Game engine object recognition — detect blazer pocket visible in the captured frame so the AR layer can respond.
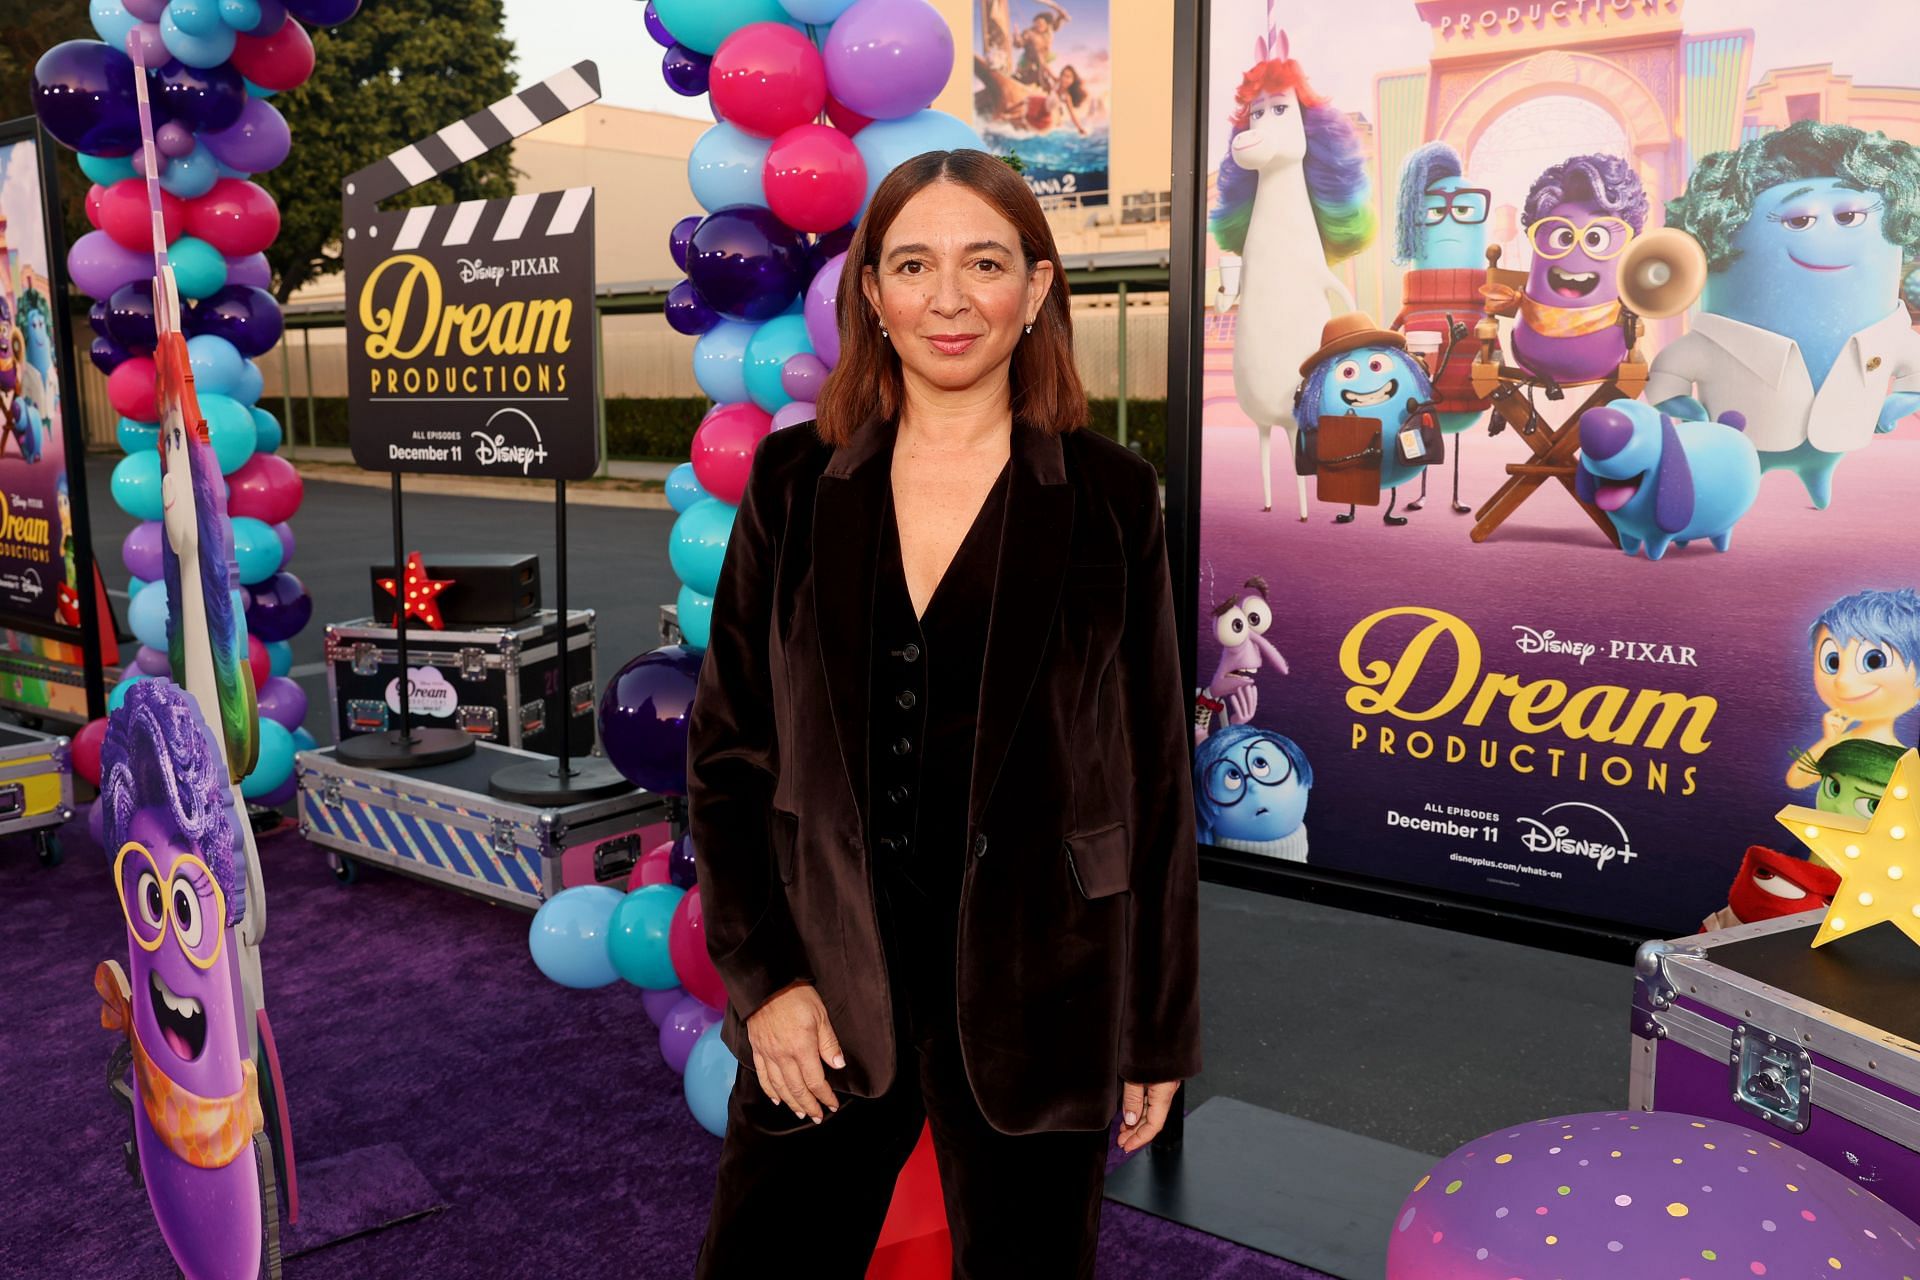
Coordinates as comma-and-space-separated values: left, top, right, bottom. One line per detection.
1063, 820, 1131, 899
770, 806, 800, 885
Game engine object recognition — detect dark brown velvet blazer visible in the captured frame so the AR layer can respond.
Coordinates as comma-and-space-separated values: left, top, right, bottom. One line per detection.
684, 413, 1202, 1136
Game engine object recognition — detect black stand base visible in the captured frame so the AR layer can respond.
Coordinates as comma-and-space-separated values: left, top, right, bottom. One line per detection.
334, 727, 477, 771
488, 755, 631, 805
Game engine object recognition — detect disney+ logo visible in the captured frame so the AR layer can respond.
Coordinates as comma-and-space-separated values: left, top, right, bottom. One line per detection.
471, 407, 550, 476
1516, 802, 1638, 871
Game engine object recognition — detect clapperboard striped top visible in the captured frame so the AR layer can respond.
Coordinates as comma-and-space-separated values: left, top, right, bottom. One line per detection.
356, 187, 598, 253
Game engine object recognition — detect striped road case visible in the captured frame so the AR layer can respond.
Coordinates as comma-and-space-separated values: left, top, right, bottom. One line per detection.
295, 740, 672, 910
1631, 914, 1920, 1222
0, 721, 76, 866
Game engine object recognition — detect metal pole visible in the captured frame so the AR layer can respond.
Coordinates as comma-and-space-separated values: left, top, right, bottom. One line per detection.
1115, 282, 1130, 449
279, 336, 294, 458
555, 477, 572, 778
303, 328, 318, 452
391, 471, 412, 741
593, 302, 608, 480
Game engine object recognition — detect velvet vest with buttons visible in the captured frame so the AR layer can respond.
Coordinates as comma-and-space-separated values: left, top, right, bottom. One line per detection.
868, 453, 1011, 1016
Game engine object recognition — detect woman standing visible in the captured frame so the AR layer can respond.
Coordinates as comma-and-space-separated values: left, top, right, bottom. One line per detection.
688, 149, 1201, 1277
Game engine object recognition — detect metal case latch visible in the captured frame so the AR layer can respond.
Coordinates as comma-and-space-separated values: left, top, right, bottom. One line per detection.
320, 779, 343, 810
1730, 1023, 1813, 1133
490, 818, 519, 860
458, 647, 488, 680
350, 643, 381, 676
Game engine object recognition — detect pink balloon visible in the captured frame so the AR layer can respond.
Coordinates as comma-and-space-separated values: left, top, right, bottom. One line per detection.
99, 179, 185, 251
247, 634, 270, 688
690, 402, 772, 506
764, 124, 866, 234
804, 251, 846, 369
669, 887, 726, 1011
85, 183, 104, 230
627, 839, 674, 889
772, 401, 816, 432
231, 18, 314, 92
825, 95, 872, 137
185, 179, 281, 258
107, 356, 159, 421
226, 452, 304, 524
709, 23, 827, 140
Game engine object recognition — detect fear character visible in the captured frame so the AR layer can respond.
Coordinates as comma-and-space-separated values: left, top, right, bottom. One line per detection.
1803, 736, 1906, 820
1700, 845, 1840, 933
1786, 587, 1920, 790
1295, 313, 1439, 526
1193, 725, 1312, 863
95, 678, 262, 1280
1195, 573, 1287, 744
1653, 122, 1920, 509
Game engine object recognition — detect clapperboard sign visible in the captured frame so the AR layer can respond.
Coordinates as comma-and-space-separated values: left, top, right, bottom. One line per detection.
343, 63, 601, 481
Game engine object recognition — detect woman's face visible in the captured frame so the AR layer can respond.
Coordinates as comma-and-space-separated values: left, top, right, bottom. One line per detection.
862, 181, 1053, 403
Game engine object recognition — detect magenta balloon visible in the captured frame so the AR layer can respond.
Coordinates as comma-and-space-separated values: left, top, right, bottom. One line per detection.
771, 400, 815, 432
201, 97, 291, 174
803, 251, 845, 368
780, 352, 828, 401
226, 252, 273, 289
669, 889, 726, 1010
821, 0, 954, 121
690, 402, 771, 506
256, 675, 308, 731
121, 520, 165, 581
68, 229, 153, 299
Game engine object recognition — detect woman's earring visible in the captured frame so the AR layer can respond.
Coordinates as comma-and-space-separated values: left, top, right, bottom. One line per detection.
880, 325, 889, 338
1024, 322, 1034, 335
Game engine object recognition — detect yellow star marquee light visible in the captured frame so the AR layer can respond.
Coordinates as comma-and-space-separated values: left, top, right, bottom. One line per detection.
1777, 747, 1920, 950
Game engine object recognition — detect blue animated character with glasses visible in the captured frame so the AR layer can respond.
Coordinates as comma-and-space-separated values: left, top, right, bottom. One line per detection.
1651, 121, 1920, 509
1192, 725, 1313, 863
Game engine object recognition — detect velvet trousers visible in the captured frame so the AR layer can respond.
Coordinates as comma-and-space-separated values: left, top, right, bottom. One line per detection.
693, 868, 1112, 1279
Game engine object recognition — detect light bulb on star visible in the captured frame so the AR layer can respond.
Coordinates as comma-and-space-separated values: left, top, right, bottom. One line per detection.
377, 551, 454, 630
1777, 747, 1920, 950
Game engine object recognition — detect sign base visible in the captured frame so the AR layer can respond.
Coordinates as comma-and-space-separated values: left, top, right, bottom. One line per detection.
334, 726, 476, 771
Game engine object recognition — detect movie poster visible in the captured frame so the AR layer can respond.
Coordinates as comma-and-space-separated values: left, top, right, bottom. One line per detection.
1190, 0, 1920, 936
0, 136, 78, 636
974, 0, 1111, 204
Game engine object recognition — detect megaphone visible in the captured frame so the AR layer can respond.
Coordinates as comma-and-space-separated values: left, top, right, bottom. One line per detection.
1618, 226, 1708, 319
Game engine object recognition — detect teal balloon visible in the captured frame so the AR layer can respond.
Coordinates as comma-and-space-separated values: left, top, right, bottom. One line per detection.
853, 111, 986, 215
169, 0, 224, 35
78, 152, 137, 185
676, 583, 714, 651
231, 358, 264, 407
653, 0, 787, 54
744, 314, 813, 414
111, 451, 164, 521
188, 334, 245, 396
128, 580, 170, 652
241, 719, 294, 799
607, 884, 686, 988
244, 79, 276, 99
127, 576, 151, 597
688, 123, 771, 212
220, 0, 263, 29
251, 405, 282, 453
693, 320, 755, 404
170, 236, 228, 300
230, 516, 284, 585
683, 1022, 738, 1137
267, 639, 292, 677
161, 5, 237, 66
291, 725, 317, 752
200, 392, 257, 474
90, 0, 139, 49
117, 418, 159, 453
665, 461, 707, 513
669, 497, 736, 598
529, 886, 624, 988
108, 672, 153, 713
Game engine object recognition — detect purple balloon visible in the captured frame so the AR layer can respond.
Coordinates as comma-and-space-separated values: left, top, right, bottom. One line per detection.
256, 675, 308, 731
822, 0, 955, 121
90, 335, 133, 374
124, 0, 167, 18
88, 795, 106, 848
245, 0, 289, 33
643, 0, 675, 47
104, 280, 158, 354
771, 400, 816, 432
152, 58, 246, 134
69, 230, 153, 300
225, 252, 273, 290
122, 521, 165, 582
781, 353, 828, 402
134, 644, 172, 676
640, 984, 684, 1028
660, 994, 722, 1074
187, 285, 283, 357
662, 44, 711, 98
201, 97, 290, 173
272, 520, 296, 567
32, 41, 143, 156
284, 0, 362, 23
669, 214, 701, 272
125, 22, 170, 71
804, 251, 846, 369
810, 224, 856, 273
669, 832, 698, 889
245, 571, 312, 643
254, 775, 298, 809
665, 280, 719, 337
687, 206, 811, 324
597, 645, 702, 795
155, 119, 196, 158
88, 299, 111, 338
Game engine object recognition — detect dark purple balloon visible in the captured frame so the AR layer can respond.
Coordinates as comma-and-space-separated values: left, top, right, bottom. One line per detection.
104, 280, 158, 354
597, 645, 702, 795
662, 44, 711, 98
134, 645, 172, 676
225, 253, 274, 290
665, 280, 719, 336
187, 285, 283, 358
253, 775, 298, 809
669, 832, 698, 889
272, 520, 295, 567
669, 214, 701, 272
256, 675, 308, 731
284, 0, 362, 24
687, 206, 811, 323
122, 521, 165, 581
245, 571, 312, 643
152, 58, 246, 134
643, 0, 675, 47
810, 224, 856, 273
90, 335, 132, 374
88, 300, 110, 339
32, 41, 143, 157
248, 0, 289, 34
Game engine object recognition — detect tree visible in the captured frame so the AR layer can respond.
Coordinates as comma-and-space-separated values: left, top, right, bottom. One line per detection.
267, 0, 518, 302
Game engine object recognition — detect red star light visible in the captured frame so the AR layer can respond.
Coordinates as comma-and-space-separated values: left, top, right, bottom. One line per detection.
378, 551, 454, 630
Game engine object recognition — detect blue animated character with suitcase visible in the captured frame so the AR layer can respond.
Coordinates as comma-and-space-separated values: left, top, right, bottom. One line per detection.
1193, 725, 1312, 863
1295, 313, 1440, 527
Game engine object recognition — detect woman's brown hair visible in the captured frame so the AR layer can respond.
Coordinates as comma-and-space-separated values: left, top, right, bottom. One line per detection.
813, 148, 1087, 445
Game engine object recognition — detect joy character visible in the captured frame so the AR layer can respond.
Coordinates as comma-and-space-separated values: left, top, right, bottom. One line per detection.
1652, 121, 1920, 509
1802, 736, 1907, 820
1574, 399, 1760, 560
1209, 23, 1374, 519
94, 678, 262, 1280
1700, 845, 1840, 933
1195, 574, 1287, 744
1193, 725, 1312, 863
1296, 313, 1439, 527
1786, 587, 1920, 790
1390, 141, 1494, 514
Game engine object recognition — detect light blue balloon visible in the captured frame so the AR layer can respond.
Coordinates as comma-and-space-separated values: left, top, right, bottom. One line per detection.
158, 143, 220, 199
251, 405, 282, 453
170, 236, 228, 301
688, 123, 771, 212
230, 516, 284, 585
608, 884, 686, 988
111, 451, 164, 521
683, 1022, 738, 1137
219, 0, 264, 30
669, 497, 737, 598
117, 418, 159, 453
187, 334, 245, 396
529, 886, 625, 988
242, 719, 295, 799
290, 725, 317, 753
854, 111, 986, 215
128, 579, 170, 652
693, 320, 755, 404
161, 4, 237, 65
90, 0, 139, 48
778, 0, 856, 21
665, 461, 708, 513
78, 152, 138, 186
108, 671, 153, 713
200, 392, 257, 474
743, 314, 813, 414
267, 638, 292, 677
231, 359, 264, 407
676, 583, 714, 652
653, 0, 787, 54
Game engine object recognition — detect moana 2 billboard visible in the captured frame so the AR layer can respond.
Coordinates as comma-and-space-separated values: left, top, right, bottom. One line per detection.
1188, 0, 1920, 937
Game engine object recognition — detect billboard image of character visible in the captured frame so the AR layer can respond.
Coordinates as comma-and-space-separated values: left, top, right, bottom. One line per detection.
975, 0, 1110, 203
1502, 154, 1648, 386
1785, 587, 1920, 790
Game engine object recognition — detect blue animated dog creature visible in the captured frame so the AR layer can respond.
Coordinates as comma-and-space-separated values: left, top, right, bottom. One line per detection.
1576, 399, 1761, 560
1193, 725, 1313, 863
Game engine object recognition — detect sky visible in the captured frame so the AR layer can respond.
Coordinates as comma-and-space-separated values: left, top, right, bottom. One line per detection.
504, 0, 713, 120
0, 139, 49, 280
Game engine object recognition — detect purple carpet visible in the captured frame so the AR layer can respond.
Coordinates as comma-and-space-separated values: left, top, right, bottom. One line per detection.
0, 817, 1328, 1279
